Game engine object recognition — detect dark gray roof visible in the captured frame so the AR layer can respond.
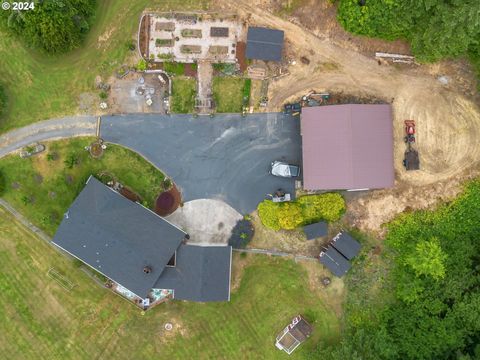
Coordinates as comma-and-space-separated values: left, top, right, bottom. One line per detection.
52, 176, 186, 298
331, 231, 361, 260
303, 222, 328, 240
319, 245, 351, 277
246, 27, 284, 61
290, 317, 313, 342
154, 245, 232, 302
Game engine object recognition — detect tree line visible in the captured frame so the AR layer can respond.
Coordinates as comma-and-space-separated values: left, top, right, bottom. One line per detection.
0, 0, 96, 53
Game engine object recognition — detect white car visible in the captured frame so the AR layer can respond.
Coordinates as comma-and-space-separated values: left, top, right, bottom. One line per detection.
270, 161, 301, 178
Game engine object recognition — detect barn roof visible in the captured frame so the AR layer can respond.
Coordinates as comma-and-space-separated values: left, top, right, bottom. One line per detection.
52, 176, 186, 298
301, 104, 394, 190
246, 26, 284, 61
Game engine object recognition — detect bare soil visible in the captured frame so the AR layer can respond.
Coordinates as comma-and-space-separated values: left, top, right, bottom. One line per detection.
154, 185, 181, 216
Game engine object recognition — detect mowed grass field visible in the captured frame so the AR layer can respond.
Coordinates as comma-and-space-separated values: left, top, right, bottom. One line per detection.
0, 137, 166, 235
0, 0, 210, 132
0, 207, 341, 359
171, 77, 196, 113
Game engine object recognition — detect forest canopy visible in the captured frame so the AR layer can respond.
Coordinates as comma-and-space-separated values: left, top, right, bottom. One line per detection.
337, 0, 480, 64
0, 0, 96, 53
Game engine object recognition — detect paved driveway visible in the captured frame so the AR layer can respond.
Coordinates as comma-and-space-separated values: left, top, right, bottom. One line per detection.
101, 113, 302, 214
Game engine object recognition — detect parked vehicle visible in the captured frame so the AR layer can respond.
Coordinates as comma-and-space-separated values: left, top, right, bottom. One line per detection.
19, 143, 45, 158
267, 189, 291, 202
283, 102, 301, 115
270, 161, 301, 178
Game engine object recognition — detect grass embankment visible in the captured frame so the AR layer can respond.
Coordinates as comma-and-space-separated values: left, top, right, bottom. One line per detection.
0, 0, 210, 132
0, 208, 340, 359
171, 77, 196, 113
213, 77, 247, 113
0, 137, 165, 235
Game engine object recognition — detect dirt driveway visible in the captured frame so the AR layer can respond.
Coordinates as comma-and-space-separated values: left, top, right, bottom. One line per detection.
216, 0, 480, 233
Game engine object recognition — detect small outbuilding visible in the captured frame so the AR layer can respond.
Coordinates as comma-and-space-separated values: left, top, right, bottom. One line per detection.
319, 245, 351, 277
246, 26, 284, 62
275, 315, 313, 355
303, 221, 328, 240
330, 231, 361, 260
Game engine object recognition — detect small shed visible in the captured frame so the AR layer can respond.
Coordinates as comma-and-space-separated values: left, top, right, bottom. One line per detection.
246, 26, 284, 62
275, 315, 313, 355
303, 221, 328, 240
319, 245, 351, 277
330, 231, 361, 260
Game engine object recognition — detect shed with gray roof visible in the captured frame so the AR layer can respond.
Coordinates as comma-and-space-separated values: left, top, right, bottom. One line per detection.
331, 231, 361, 260
319, 245, 351, 277
246, 26, 284, 62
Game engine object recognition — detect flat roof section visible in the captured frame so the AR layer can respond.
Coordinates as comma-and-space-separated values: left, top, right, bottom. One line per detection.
331, 231, 361, 260
301, 104, 394, 190
246, 26, 284, 62
154, 245, 232, 302
319, 245, 351, 277
52, 176, 186, 298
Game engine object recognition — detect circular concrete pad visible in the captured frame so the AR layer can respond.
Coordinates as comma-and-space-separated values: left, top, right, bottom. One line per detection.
166, 199, 242, 246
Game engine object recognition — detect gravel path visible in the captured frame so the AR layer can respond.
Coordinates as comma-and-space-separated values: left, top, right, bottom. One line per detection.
0, 116, 97, 158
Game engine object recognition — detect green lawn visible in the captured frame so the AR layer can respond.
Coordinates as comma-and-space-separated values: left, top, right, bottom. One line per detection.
0, 137, 165, 235
0, 207, 341, 359
0, 0, 210, 132
171, 77, 196, 113
213, 77, 247, 113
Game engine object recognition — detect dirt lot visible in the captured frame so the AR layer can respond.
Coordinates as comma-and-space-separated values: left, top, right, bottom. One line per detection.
109, 72, 167, 113
213, 0, 480, 234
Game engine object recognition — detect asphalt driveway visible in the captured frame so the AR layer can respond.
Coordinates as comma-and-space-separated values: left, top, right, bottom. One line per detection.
101, 113, 302, 214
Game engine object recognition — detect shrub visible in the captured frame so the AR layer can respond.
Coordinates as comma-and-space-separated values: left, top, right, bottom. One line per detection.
136, 59, 147, 72
99, 91, 108, 100
257, 193, 346, 231
297, 193, 346, 222
0, 84, 7, 117
64, 152, 79, 169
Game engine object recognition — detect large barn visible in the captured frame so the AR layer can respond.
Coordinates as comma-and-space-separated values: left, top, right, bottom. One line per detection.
300, 104, 394, 190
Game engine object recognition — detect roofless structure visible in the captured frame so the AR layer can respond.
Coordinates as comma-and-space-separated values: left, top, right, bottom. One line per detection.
52, 176, 232, 307
301, 104, 394, 191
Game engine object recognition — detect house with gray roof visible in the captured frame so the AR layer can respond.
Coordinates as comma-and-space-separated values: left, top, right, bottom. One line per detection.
52, 176, 232, 307
246, 26, 284, 62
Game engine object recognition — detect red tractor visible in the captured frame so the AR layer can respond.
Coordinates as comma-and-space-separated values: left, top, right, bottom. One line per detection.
404, 120, 416, 143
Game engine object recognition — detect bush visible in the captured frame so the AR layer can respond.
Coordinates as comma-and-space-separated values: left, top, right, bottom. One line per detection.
136, 59, 147, 72
257, 193, 346, 231
64, 153, 79, 169
99, 91, 108, 100
297, 193, 346, 222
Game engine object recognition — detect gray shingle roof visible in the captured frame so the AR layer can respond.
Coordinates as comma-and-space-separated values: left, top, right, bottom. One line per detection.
246, 27, 284, 61
52, 176, 186, 298
331, 231, 361, 260
303, 221, 328, 240
319, 245, 351, 277
154, 245, 232, 302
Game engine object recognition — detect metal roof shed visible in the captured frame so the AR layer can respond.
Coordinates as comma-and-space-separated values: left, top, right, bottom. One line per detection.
246, 26, 284, 62
331, 231, 361, 260
319, 245, 351, 277
303, 221, 328, 240
301, 104, 394, 190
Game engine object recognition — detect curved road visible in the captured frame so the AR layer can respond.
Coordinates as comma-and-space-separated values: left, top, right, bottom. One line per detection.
0, 116, 97, 158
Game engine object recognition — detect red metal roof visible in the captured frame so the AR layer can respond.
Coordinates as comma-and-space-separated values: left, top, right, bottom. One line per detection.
301, 104, 394, 190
